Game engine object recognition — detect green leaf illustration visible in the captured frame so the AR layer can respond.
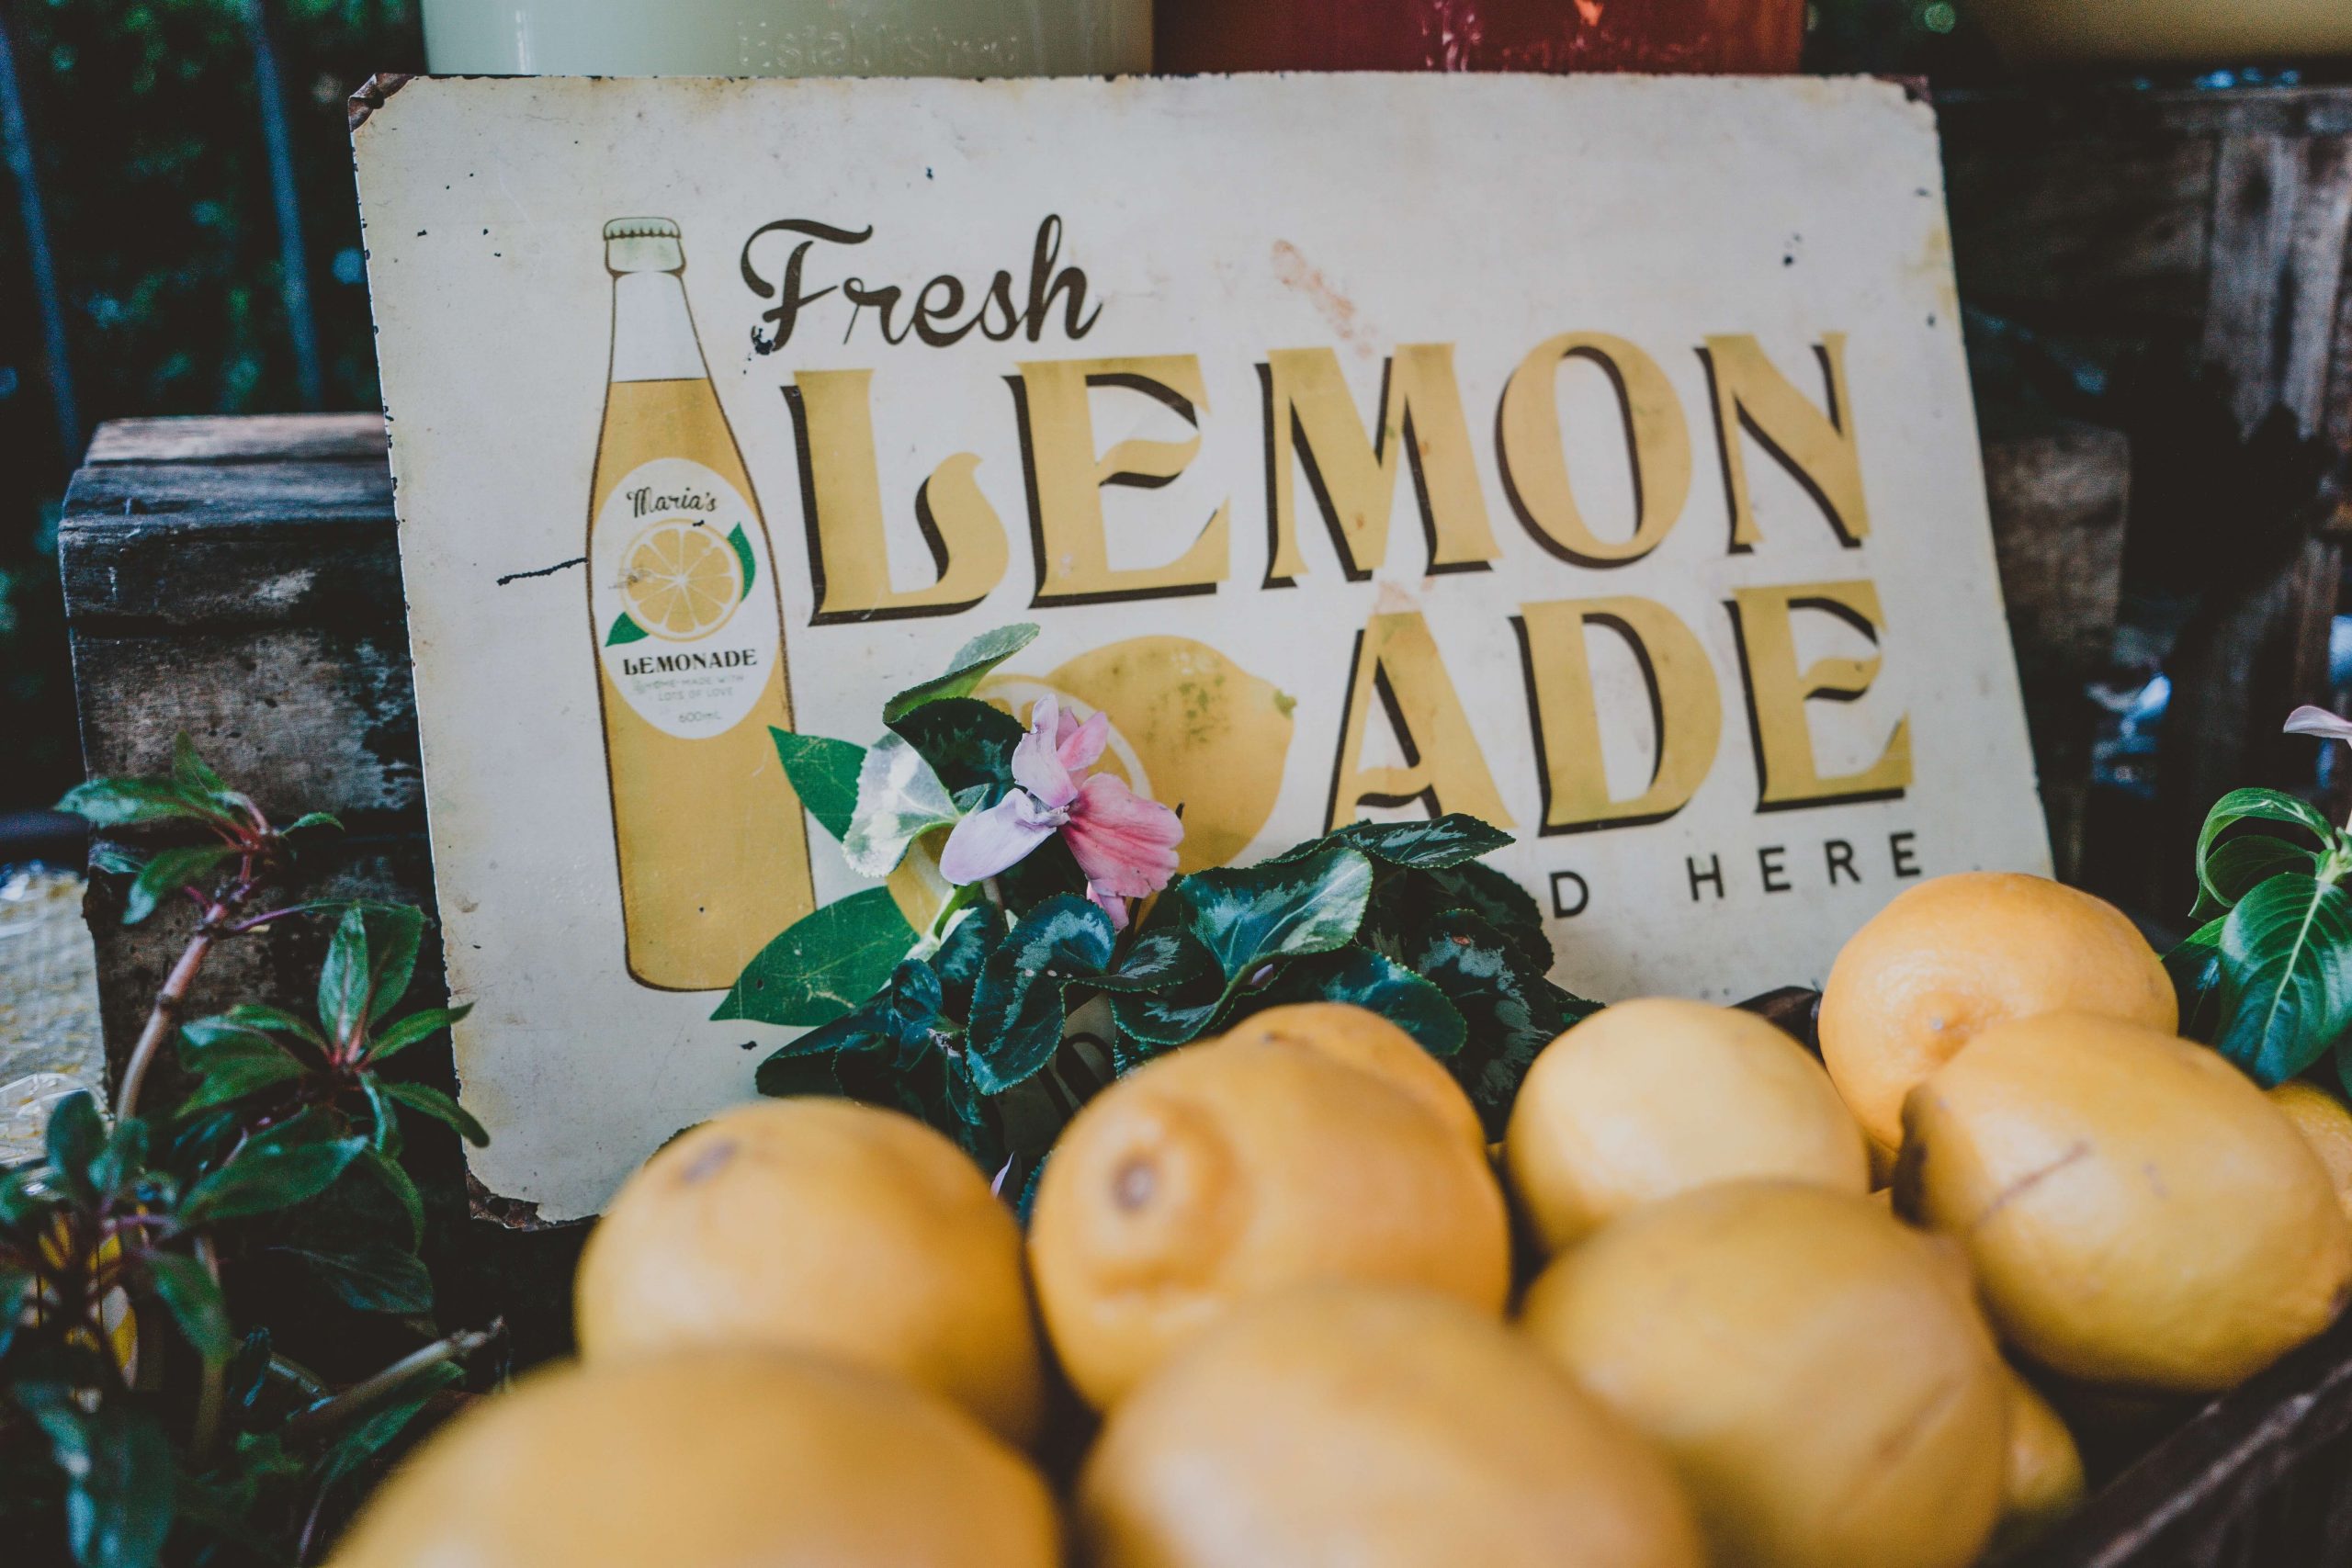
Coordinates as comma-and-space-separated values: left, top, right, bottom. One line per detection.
713, 887, 919, 1028
605, 610, 650, 646
726, 522, 758, 593
883, 623, 1041, 724
2215, 873, 2352, 1087
771, 730, 865, 840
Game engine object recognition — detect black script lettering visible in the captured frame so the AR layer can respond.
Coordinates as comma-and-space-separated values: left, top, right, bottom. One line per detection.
741, 215, 1099, 352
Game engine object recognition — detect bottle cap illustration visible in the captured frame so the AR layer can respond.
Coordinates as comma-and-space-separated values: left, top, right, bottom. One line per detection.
605, 216, 684, 275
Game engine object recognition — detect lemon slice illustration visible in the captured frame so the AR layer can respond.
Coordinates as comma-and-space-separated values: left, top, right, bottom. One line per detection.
621, 520, 743, 641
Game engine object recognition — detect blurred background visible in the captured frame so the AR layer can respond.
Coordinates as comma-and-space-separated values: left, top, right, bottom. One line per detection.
0, 0, 2334, 862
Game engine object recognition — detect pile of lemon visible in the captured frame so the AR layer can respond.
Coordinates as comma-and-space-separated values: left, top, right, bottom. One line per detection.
331, 872, 2352, 1568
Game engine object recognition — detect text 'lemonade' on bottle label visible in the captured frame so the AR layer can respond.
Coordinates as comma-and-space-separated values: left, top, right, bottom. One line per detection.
591, 456, 783, 740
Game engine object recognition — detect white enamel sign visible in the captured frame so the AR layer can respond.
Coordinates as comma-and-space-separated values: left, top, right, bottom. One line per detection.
353, 73, 2048, 1220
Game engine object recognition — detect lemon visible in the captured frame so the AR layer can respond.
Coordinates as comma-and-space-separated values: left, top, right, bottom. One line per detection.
1521, 1180, 2009, 1568
2268, 1080, 2352, 1220
620, 519, 741, 639
1078, 1284, 1704, 1568
1217, 1001, 1485, 1156
1990, 1363, 2085, 1554
1028, 1032, 1510, 1410
1899, 1011, 2352, 1392
573, 1099, 1044, 1445
327, 1350, 1060, 1568
1505, 998, 1869, 1256
1819, 872, 2175, 1148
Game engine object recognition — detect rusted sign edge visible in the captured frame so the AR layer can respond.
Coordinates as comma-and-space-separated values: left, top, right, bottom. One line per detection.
348, 73, 415, 133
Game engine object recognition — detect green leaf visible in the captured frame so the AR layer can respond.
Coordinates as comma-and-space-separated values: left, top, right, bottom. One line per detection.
1328, 815, 1512, 869
19, 1393, 176, 1568
2198, 788, 2338, 907
605, 611, 650, 646
365, 905, 427, 1025
311, 1362, 464, 1495
842, 733, 960, 877
89, 1119, 149, 1201
887, 697, 1025, 796
725, 522, 758, 592
1410, 910, 1594, 1136
317, 905, 372, 1045
366, 1004, 472, 1065
882, 623, 1040, 723
1256, 948, 1469, 1058
180, 1111, 368, 1226
121, 844, 236, 925
1098, 929, 1227, 1052
1183, 845, 1375, 986
381, 1081, 490, 1147
933, 905, 1005, 1017
967, 897, 1116, 1092
56, 775, 216, 829
356, 1146, 425, 1247
141, 1251, 234, 1365
277, 1243, 435, 1314
2214, 873, 2352, 1087
771, 731, 865, 841
213, 1003, 328, 1049
46, 1092, 107, 1205
284, 811, 344, 836
2193, 834, 2323, 920
2165, 915, 2229, 1043
175, 1028, 306, 1113
712, 888, 919, 1028
1418, 862, 1553, 972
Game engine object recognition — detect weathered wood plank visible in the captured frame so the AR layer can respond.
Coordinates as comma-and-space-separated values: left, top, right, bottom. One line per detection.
57, 513, 401, 630
1982, 423, 2132, 883
64, 458, 394, 522
2202, 134, 2352, 440
84, 412, 386, 466
69, 627, 422, 821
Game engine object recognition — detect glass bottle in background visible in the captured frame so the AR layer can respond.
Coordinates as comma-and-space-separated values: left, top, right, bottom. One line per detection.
588, 218, 814, 991
423, 0, 1149, 76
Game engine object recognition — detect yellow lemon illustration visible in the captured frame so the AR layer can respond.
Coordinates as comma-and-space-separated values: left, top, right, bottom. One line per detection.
621, 519, 742, 639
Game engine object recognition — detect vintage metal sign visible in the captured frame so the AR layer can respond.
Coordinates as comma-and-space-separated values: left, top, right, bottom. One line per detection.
353, 73, 2046, 1219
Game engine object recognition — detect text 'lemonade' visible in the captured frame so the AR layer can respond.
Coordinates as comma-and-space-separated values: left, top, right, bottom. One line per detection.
589, 217, 814, 990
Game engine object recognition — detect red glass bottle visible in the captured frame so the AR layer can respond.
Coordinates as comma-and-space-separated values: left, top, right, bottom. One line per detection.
1157, 0, 1805, 76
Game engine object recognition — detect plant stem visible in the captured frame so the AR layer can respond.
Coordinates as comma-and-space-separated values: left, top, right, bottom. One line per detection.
283, 1320, 503, 1449
188, 1235, 225, 1460
115, 927, 217, 1121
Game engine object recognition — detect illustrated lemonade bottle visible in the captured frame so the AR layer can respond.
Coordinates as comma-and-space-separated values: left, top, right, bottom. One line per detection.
589, 217, 814, 989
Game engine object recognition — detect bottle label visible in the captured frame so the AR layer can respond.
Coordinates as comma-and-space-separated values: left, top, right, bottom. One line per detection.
591, 457, 784, 740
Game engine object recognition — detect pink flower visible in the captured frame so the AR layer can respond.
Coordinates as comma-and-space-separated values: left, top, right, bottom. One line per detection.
938, 695, 1182, 928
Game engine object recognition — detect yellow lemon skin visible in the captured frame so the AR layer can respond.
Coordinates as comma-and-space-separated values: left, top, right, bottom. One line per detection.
573, 1100, 1044, 1446
1048, 636, 1294, 873
1029, 1036, 1510, 1411
1217, 1001, 1485, 1156
1900, 1011, 2352, 1393
1521, 1181, 2008, 1568
2269, 1080, 2352, 1220
1077, 1284, 1704, 1568
1989, 1364, 2086, 1555
328, 1350, 1060, 1568
1819, 872, 2175, 1149
1505, 998, 1870, 1257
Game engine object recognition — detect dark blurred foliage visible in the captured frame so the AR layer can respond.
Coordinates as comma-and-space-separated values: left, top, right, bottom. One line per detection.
0, 0, 424, 812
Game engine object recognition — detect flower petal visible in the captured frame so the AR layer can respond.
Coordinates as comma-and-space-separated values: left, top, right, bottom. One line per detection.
1086, 882, 1132, 931
1057, 709, 1110, 773
938, 791, 1060, 885
1063, 773, 1183, 897
1012, 696, 1079, 808
2284, 705, 2352, 744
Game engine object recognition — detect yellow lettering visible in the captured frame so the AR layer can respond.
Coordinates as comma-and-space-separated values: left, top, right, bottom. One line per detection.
1498, 333, 1691, 567
1328, 610, 1512, 828
1727, 579, 1910, 809
1702, 333, 1869, 550
1517, 595, 1720, 831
